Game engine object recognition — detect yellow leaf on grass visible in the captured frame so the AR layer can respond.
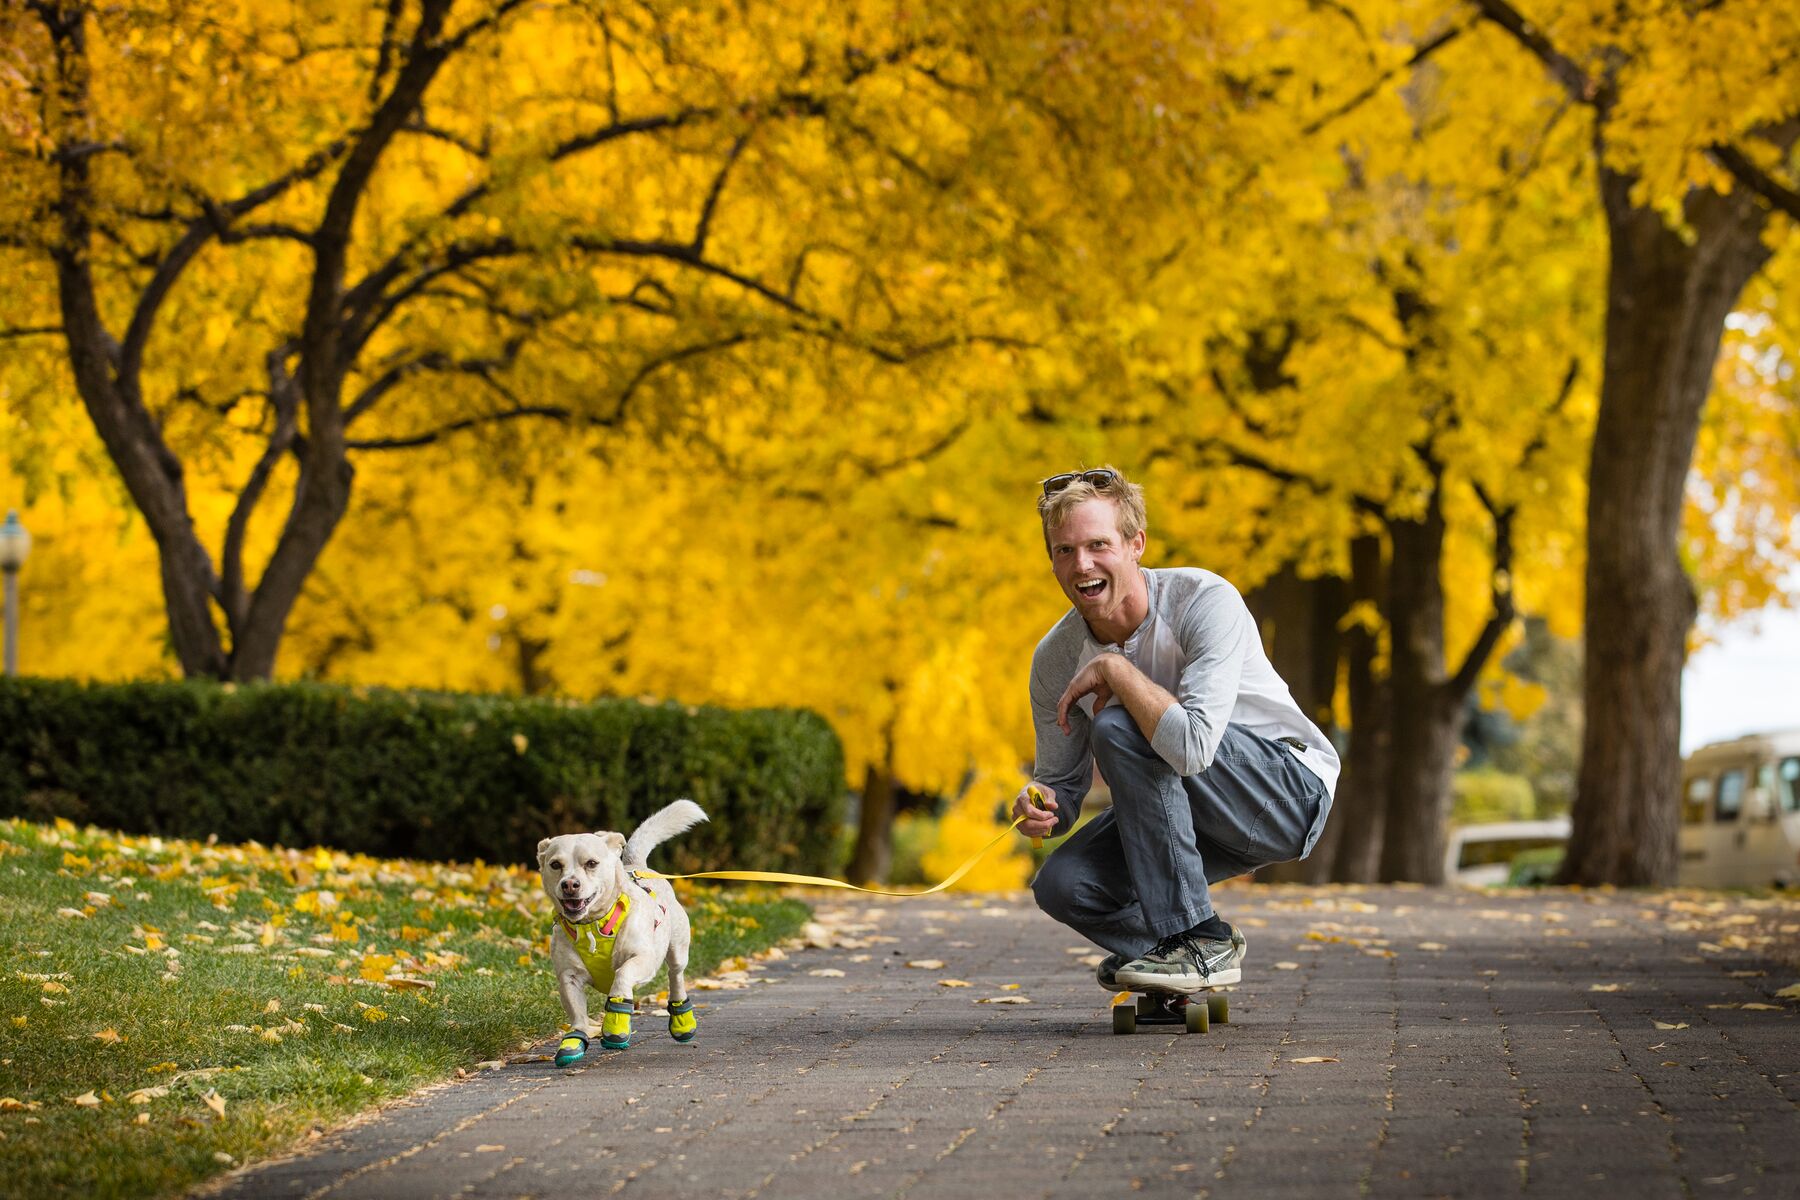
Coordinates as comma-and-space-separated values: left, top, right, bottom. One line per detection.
72, 1091, 101, 1107
40, 982, 67, 995
330, 921, 359, 944
1288, 1057, 1339, 1064
937, 979, 972, 988
11, 1016, 25, 1028
147, 1062, 178, 1074
359, 954, 396, 982
361, 1007, 388, 1022
201, 1090, 226, 1117
0, 1098, 27, 1110
312, 849, 333, 871
92, 1028, 125, 1045
144, 934, 165, 952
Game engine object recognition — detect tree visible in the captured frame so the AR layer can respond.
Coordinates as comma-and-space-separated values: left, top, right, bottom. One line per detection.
1469, 0, 1800, 884
1, 0, 1027, 681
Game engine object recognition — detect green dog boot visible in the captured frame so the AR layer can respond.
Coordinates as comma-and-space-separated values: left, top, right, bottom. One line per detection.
554, 1030, 588, 1067
600, 997, 633, 1050
668, 998, 698, 1043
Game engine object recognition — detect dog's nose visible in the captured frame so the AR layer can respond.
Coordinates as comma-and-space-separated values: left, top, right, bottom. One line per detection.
560, 880, 581, 893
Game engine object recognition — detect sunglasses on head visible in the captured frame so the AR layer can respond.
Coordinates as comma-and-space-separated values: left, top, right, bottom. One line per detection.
1041, 469, 1120, 497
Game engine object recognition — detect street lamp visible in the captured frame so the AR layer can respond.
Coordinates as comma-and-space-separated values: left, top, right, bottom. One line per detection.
0, 510, 30, 677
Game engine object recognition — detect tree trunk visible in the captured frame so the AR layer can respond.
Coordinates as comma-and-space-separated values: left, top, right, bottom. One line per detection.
1378, 502, 1457, 883
847, 761, 897, 886
1561, 170, 1775, 886
1332, 533, 1390, 882
1246, 565, 1347, 883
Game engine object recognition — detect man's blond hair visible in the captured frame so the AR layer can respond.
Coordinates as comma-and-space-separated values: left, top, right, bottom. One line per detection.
1037, 466, 1147, 553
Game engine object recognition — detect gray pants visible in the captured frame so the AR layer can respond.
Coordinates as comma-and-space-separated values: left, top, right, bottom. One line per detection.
1031, 706, 1329, 959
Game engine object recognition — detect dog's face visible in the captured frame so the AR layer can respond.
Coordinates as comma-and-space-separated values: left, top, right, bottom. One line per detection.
537, 831, 626, 921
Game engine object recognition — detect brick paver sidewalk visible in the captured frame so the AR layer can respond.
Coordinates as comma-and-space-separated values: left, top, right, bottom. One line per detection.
204, 885, 1800, 1199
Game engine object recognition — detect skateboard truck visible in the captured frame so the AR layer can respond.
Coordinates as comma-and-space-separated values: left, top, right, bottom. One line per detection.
1111, 988, 1231, 1034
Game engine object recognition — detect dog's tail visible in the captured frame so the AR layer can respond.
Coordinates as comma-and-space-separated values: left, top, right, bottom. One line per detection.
624, 799, 708, 867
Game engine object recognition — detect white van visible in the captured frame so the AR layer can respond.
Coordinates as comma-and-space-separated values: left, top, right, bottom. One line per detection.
1679, 729, 1800, 888
1443, 818, 1571, 887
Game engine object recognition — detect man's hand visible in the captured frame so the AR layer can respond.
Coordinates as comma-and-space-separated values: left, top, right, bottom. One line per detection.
1012, 782, 1059, 840
1055, 655, 1116, 734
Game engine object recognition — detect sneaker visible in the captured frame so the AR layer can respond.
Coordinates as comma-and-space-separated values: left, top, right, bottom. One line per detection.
1114, 929, 1243, 991
1095, 951, 1129, 990
1231, 924, 1248, 967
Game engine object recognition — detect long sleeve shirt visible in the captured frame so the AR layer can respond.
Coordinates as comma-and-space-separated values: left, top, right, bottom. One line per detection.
1030, 566, 1340, 834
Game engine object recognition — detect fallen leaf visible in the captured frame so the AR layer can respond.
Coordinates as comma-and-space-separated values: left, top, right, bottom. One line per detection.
1273, 961, 1300, 970
1001, 983, 1021, 990
905, 960, 945, 970
39, 982, 67, 995
1589, 984, 1624, 993
1652, 1021, 1689, 1031
807, 969, 845, 978
938, 979, 972, 988
91, 1028, 125, 1045
1288, 1057, 1339, 1064
1741, 1003, 1781, 1011
71, 1091, 101, 1108
134, 1112, 149, 1125
1417, 943, 1446, 952
127, 1087, 169, 1105
1775, 983, 1800, 999
975, 996, 1030, 1004
201, 1090, 226, 1118
476, 1144, 505, 1153
0, 1098, 26, 1111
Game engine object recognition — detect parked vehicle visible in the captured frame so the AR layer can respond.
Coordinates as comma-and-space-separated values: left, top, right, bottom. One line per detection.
1678, 729, 1800, 888
1443, 818, 1571, 887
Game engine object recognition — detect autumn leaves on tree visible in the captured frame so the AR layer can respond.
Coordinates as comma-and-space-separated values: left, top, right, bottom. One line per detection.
3, 1, 1797, 886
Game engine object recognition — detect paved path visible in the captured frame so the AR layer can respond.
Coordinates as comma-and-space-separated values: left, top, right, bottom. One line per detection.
207, 885, 1800, 1200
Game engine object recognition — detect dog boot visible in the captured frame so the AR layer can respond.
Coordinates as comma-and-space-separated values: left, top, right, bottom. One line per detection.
600, 996, 633, 1050
667, 998, 697, 1043
554, 1030, 588, 1067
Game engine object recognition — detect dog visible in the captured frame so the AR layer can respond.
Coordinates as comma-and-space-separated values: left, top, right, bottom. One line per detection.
536, 799, 706, 1064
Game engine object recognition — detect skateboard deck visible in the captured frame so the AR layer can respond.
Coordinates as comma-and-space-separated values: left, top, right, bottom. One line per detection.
1109, 988, 1231, 1034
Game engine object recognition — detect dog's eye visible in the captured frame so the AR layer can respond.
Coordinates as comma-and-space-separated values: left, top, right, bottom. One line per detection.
550, 861, 562, 870
585, 860, 598, 869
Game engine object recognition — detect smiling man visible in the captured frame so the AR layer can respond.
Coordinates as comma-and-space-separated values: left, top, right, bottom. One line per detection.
1013, 466, 1338, 994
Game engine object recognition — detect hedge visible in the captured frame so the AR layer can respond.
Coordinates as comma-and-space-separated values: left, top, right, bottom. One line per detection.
0, 677, 846, 874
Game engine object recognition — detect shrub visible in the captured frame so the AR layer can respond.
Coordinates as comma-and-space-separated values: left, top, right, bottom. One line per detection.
0, 677, 845, 872
1450, 767, 1539, 826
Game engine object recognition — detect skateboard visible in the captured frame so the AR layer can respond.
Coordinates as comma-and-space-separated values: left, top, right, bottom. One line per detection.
1110, 987, 1231, 1034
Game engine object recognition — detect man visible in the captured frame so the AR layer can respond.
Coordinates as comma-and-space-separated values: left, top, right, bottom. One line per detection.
1014, 466, 1337, 993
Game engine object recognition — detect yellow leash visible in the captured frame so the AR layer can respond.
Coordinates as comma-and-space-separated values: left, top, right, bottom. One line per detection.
637, 816, 1032, 897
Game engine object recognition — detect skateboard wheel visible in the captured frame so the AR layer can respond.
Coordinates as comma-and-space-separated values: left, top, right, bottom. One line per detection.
1112, 1004, 1137, 1035
1208, 994, 1229, 1025
1137, 994, 1159, 1017
1185, 998, 1209, 1034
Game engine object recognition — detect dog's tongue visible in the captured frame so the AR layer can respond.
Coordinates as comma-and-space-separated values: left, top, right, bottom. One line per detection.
560, 895, 586, 916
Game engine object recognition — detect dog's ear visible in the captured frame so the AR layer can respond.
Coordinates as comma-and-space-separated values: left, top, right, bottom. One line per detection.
602, 831, 626, 854
536, 838, 552, 862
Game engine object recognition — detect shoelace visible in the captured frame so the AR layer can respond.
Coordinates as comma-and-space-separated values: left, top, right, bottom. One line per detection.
1149, 930, 1223, 977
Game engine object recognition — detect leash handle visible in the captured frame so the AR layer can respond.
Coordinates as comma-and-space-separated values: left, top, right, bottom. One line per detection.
1027, 784, 1046, 849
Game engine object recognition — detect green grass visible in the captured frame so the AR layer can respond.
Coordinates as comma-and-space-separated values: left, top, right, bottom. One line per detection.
0, 817, 809, 1198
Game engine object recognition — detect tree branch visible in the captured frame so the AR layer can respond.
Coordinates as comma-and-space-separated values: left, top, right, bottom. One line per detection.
1301, 19, 1473, 137
346, 404, 576, 450
1470, 0, 1598, 105
1708, 142, 1800, 223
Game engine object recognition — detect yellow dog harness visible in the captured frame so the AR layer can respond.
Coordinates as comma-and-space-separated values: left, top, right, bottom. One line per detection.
556, 891, 631, 993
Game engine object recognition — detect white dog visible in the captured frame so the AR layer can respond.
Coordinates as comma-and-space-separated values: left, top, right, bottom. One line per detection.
536, 799, 706, 1064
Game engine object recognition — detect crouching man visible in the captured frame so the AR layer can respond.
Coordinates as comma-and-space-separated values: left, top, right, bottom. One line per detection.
1013, 466, 1338, 992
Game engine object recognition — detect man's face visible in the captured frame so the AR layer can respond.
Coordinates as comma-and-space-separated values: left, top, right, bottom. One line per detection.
1047, 498, 1145, 624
